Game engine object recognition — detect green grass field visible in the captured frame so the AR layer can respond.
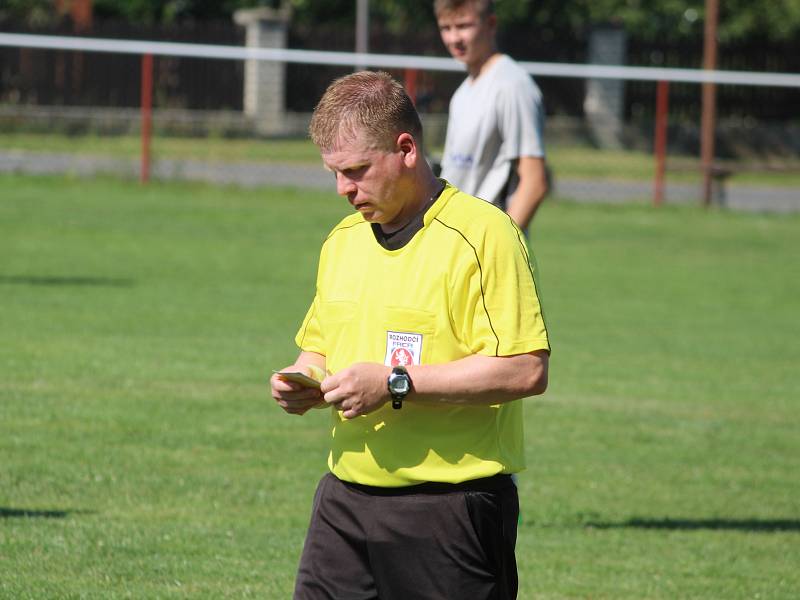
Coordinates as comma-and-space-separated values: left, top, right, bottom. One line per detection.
1, 173, 799, 598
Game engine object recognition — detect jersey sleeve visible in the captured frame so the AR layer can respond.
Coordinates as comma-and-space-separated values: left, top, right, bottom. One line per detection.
497, 77, 545, 160
294, 292, 325, 354
294, 244, 328, 354
450, 217, 550, 357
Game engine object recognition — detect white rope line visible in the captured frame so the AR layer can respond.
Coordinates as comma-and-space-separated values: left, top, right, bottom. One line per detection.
2, 32, 799, 88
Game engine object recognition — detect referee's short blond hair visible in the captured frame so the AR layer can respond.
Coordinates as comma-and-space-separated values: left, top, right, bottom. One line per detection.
309, 71, 423, 153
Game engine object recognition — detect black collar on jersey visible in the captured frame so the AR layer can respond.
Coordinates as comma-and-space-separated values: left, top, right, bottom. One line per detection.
371, 181, 446, 251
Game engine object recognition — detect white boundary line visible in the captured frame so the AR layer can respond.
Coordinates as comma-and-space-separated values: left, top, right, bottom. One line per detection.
2, 32, 800, 88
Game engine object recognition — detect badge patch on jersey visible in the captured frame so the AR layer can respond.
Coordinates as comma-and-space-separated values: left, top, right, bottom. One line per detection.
385, 331, 423, 367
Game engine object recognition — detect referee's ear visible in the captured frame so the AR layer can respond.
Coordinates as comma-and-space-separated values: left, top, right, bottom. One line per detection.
396, 132, 418, 168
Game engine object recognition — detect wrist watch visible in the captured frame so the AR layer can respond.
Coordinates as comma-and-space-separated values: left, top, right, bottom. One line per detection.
387, 366, 412, 409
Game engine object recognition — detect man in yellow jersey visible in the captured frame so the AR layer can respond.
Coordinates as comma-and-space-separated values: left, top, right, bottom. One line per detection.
270, 70, 550, 600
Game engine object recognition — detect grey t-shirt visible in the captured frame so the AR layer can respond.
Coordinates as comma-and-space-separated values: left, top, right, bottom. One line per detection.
440, 55, 545, 209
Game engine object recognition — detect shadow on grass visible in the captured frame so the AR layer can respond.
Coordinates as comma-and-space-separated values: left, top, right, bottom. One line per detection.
0, 275, 134, 287
0, 507, 94, 519
587, 518, 800, 533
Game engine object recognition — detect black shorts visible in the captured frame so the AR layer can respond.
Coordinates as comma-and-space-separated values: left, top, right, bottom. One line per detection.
294, 473, 519, 600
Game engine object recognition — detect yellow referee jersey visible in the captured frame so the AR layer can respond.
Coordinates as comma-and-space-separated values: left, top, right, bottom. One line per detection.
296, 182, 550, 487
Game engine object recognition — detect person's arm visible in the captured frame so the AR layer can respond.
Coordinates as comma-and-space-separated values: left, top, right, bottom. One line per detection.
505, 156, 548, 230
271, 350, 326, 415
320, 350, 548, 420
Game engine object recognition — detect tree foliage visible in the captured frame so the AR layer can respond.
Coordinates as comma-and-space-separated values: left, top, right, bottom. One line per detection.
493, 0, 800, 42
0, 0, 54, 26
4, 0, 800, 41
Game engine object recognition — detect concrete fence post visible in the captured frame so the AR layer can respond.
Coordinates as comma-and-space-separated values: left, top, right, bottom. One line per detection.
234, 6, 291, 135
584, 24, 627, 148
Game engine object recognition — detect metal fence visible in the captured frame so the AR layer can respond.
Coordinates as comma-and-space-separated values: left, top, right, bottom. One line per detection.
1, 25, 799, 212
0, 20, 244, 109
2, 18, 799, 121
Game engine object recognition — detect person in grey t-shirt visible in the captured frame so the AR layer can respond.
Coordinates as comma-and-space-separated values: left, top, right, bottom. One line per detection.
436, 0, 548, 230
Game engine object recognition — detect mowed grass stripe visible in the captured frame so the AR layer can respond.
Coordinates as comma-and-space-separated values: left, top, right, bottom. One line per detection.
1, 174, 798, 598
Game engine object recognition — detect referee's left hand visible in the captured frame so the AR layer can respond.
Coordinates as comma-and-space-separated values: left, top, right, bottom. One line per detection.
321, 363, 392, 419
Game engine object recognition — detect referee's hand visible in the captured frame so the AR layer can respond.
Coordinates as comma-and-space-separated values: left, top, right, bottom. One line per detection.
271, 367, 324, 415
321, 363, 392, 419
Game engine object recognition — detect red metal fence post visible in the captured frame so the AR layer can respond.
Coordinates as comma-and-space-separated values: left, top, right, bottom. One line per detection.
404, 68, 418, 105
701, 0, 720, 206
653, 80, 669, 207
140, 53, 153, 184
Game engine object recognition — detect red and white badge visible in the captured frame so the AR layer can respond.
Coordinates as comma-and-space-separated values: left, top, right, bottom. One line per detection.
384, 331, 423, 367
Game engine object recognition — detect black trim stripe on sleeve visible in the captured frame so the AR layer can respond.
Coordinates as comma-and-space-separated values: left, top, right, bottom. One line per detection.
432, 217, 501, 356
507, 214, 551, 350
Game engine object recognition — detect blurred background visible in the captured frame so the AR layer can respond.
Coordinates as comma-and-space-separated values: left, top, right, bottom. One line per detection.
1, 0, 799, 209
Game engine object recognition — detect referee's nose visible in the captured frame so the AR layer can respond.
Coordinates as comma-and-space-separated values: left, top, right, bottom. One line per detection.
335, 172, 357, 199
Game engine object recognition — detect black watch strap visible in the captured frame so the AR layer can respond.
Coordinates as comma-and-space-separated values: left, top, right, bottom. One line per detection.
388, 366, 411, 409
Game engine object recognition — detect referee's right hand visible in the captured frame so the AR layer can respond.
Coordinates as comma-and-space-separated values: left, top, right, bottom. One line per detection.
271, 367, 325, 415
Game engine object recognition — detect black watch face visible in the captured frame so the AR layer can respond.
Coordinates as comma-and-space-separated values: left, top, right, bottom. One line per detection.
391, 377, 410, 395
